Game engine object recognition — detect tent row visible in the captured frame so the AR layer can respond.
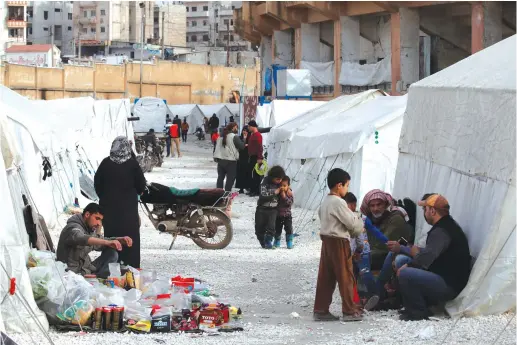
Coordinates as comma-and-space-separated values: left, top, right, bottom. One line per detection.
0, 86, 134, 333
263, 36, 516, 318
132, 97, 240, 134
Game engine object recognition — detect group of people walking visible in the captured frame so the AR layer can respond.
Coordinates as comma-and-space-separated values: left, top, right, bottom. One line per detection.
165, 114, 189, 157
213, 120, 264, 195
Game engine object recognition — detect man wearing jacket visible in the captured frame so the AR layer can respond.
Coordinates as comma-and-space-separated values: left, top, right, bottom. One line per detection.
247, 120, 263, 196
396, 194, 471, 321
56, 203, 133, 278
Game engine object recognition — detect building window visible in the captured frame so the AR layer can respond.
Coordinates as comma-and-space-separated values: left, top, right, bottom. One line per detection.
203, 5, 208, 11
44, 11, 48, 20
101, 9, 106, 16
186, 7, 189, 12
43, 27, 48, 31
83, 11, 87, 18
230, 19, 233, 25
215, 9, 218, 16
230, 35, 234, 41
28, 27, 32, 35
91, 10, 95, 17
223, 19, 229, 25
186, 36, 189, 42
186, 21, 189, 27
91, 27, 96, 33
68, 26, 72, 31
359, 59, 367, 65
55, 8, 61, 12
232, 5, 235, 9
223, 35, 228, 40
203, 34, 209, 41
215, 23, 219, 32
191, 6, 197, 12
191, 21, 197, 27
203, 20, 207, 26
191, 35, 197, 42
101, 27, 105, 33
68, 13, 72, 20
82, 27, 87, 33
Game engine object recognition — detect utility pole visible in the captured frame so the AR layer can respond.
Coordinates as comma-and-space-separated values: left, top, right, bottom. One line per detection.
78, 33, 82, 59
161, 10, 165, 59
139, 2, 145, 98
226, 22, 230, 67
50, 25, 54, 67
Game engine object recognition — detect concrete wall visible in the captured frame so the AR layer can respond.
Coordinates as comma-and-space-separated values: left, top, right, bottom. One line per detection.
161, 4, 187, 47
0, 60, 258, 104
0, 1, 7, 58
319, 21, 334, 62
29, 1, 74, 55
260, 35, 273, 93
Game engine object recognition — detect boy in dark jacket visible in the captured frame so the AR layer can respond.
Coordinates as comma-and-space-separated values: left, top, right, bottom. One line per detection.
274, 175, 294, 249
255, 165, 285, 249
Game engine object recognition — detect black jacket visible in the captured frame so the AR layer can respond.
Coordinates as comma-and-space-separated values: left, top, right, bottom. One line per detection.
208, 116, 219, 130
410, 215, 471, 295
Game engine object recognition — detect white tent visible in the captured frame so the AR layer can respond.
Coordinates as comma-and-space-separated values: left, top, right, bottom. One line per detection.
199, 104, 234, 127
132, 97, 170, 133
267, 90, 384, 168
281, 94, 407, 211
168, 104, 205, 134
0, 109, 49, 333
393, 36, 516, 317
223, 103, 240, 118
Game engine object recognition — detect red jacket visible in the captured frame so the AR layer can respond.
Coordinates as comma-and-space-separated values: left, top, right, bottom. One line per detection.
169, 124, 180, 138
248, 131, 263, 159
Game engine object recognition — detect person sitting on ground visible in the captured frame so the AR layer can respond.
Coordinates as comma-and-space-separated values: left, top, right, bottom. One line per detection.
359, 189, 414, 270
56, 203, 132, 279
344, 192, 386, 311
396, 194, 471, 321
313, 169, 364, 322
255, 165, 285, 249
274, 176, 294, 249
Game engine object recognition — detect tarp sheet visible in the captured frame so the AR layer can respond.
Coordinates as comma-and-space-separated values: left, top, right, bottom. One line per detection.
339, 55, 391, 86
392, 36, 516, 317
300, 61, 334, 86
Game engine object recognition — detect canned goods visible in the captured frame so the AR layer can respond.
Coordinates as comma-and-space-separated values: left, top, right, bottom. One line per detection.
102, 307, 113, 331
112, 307, 124, 331
92, 307, 103, 330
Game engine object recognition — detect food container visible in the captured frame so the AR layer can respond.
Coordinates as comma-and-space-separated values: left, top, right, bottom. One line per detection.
84, 274, 98, 286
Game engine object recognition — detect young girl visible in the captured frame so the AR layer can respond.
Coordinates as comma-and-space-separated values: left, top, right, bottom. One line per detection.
274, 176, 294, 249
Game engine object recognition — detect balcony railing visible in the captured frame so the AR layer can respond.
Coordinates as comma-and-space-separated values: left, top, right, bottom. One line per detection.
7, 1, 28, 6
7, 36, 27, 43
186, 11, 210, 18
186, 26, 210, 33
79, 17, 97, 25
7, 20, 27, 28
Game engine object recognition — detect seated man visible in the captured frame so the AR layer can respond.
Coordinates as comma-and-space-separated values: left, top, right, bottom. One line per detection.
360, 189, 414, 270
396, 194, 471, 321
56, 203, 132, 278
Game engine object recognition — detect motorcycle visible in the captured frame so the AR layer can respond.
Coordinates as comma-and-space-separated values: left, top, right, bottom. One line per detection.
135, 137, 164, 173
140, 183, 238, 250
195, 127, 205, 140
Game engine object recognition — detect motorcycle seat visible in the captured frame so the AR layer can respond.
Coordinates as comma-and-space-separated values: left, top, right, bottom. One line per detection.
169, 187, 200, 197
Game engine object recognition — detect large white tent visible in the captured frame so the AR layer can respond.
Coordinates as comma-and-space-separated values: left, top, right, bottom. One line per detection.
132, 97, 170, 133
199, 104, 234, 127
393, 36, 516, 317
276, 93, 407, 211
168, 104, 205, 134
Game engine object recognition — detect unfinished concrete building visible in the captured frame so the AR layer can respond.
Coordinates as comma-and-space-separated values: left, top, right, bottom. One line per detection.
234, 1, 516, 98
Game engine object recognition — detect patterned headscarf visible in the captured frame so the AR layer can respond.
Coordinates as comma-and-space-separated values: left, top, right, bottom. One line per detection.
109, 136, 132, 164
360, 189, 409, 221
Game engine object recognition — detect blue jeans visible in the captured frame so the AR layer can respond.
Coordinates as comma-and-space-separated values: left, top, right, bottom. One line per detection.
376, 252, 412, 298
166, 137, 171, 156
354, 253, 377, 297
398, 268, 456, 317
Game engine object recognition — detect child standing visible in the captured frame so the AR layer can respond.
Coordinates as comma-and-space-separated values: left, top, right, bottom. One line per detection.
274, 176, 294, 249
313, 168, 364, 322
344, 192, 380, 311
255, 165, 285, 249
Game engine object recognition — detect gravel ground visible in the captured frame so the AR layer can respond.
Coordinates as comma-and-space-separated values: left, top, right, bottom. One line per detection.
11, 139, 516, 345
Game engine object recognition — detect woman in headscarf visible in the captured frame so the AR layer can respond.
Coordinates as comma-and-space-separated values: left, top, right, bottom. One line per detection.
235, 126, 250, 193
94, 136, 146, 268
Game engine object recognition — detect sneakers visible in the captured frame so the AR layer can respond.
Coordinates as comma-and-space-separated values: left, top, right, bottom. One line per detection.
313, 312, 339, 321
286, 234, 294, 249
273, 238, 281, 248
264, 235, 274, 249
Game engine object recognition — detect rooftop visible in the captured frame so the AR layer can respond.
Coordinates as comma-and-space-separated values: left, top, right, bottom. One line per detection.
6, 44, 54, 53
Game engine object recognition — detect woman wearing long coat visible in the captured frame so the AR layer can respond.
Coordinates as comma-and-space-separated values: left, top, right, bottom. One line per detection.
94, 136, 146, 268
235, 126, 250, 193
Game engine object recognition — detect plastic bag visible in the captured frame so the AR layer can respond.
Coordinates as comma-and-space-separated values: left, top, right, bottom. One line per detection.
51, 271, 95, 325
109, 263, 121, 277
28, 249, 55, 268
92, 284, 126, 308
125, 302, 152, 321
28, 262, 66, 303
140, 270, 156, 293
141, 279, 171, 299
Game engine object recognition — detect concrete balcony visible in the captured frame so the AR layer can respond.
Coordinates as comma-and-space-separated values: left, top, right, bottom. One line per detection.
219, 8, 233, 16
186, 11, 210, 18
79, 17, 97, 25
7, 20, 27, 28
186, 26, 210, 33
78, 1, 96, 7
7, 37, 27, 44
7, 1, 28, 6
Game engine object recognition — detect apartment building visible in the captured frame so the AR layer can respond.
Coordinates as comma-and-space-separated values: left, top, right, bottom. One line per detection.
5, 1, 28, 49
27, 1, 74, 55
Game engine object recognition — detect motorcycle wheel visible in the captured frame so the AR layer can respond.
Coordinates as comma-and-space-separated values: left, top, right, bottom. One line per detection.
191, 208, 233, 250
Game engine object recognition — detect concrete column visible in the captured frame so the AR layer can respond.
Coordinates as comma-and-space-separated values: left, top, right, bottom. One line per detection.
340, 16, 360, 63
273, 30, 294, 67
294, 27, 301, 69
391, 8, 419, 95
300, 23, 320, 62
260, 35, 273, 95
471, 2, 502, 54
334, 19, 341, 98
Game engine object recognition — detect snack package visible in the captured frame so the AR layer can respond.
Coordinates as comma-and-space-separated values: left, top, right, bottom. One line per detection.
127, 320, 151, 333
125, 266, 141, 290
151, 306, 172, 333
